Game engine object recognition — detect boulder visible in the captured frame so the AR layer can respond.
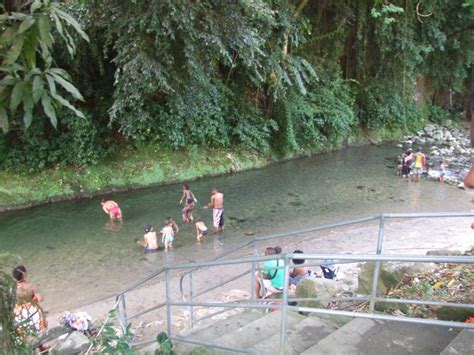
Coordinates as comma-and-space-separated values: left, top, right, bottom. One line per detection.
424, 124, 436, 134
357, 262, 403, 296
432, 130, 444, 141
426, 250, 464, 256
444, 131, 454, 141
437, 307, 474, 322
295, 279, 322, 310
52, 331, 91, 354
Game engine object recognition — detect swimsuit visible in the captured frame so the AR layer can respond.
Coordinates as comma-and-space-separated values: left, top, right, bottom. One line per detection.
213, 207, 224, 228
164, 235, 174, 243
109, 206, 120, 217
201, 229, 208, 236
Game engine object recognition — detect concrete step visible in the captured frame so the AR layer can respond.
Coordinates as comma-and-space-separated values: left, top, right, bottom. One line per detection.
212, 310, 305, 352
441, 329, 474, 355
249, 315, 338, 355
302, 318, 460, 355
172, 310, 263, 354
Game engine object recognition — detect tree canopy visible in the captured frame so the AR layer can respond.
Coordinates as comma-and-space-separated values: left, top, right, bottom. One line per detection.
0, 0, 473, 170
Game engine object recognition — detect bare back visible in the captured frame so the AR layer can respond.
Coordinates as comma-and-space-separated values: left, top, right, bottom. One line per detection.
211, 192, 224, 209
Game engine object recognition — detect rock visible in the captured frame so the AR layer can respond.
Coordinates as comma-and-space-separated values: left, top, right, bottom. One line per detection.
53, 331, 91, 354
426, 249, 464, 256
444, 119, 453, 127
437, 307, 474, 322
357, 262, 402, 296
444, 131, 454, 141
296, 279, 322, 313
424, 124, 436, 134
432, 130, 444, 141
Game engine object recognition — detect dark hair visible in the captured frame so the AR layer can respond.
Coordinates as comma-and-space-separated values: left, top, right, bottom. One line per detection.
196, 217, 202, 222
144, 224, 152, 233
264, 247, 276, 255
12, 265, 27, 281
274, 246, 282, 254
183, 184, 190, 190
292, 250, 305, 265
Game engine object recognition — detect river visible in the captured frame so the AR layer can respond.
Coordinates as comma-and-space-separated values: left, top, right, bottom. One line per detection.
0, 144, 472, 313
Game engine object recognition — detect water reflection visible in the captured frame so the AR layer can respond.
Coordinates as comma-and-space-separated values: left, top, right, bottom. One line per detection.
103, 220, 123, 233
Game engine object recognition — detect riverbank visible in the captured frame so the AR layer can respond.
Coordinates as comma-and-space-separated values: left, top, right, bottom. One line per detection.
0, 126, 406, 211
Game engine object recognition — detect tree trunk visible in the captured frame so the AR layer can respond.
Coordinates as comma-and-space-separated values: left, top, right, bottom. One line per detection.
0, 271, 16, 353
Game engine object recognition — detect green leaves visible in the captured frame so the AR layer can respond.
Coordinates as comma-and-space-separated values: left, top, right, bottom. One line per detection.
0, 0, 89, 131
41, 93, 56, 128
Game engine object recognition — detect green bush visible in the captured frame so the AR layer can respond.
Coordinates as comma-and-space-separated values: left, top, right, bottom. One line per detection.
3, 111, 106, 172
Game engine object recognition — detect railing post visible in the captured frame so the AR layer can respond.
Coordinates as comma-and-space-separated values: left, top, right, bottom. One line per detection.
116, 293, 128, 334
250, 239, 257, 300
189, 273, 194, 328
279, 254, 290, 354
165, 269, 172, 336
369, 215, 385, 312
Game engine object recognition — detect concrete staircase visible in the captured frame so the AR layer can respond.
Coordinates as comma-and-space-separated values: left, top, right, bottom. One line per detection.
140, 311, 473, 354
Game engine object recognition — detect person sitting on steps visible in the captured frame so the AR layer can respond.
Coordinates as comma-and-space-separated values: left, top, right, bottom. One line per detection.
255, 246, 285, 299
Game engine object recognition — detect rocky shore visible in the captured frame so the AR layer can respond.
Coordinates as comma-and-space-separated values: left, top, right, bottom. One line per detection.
398, 122, 471, 186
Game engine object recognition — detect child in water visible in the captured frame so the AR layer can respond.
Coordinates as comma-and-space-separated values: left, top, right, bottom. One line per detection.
195, 218, 208, 242
180, 184, 197, 223
138, 225, 158, 251
161, 220, 175, 251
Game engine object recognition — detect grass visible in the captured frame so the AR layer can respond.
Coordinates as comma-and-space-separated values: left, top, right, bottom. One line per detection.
0, 146, 269, 209
0, 126, 411, 210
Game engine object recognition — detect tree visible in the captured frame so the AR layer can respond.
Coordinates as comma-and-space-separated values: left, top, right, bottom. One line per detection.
0, 0, 89, 132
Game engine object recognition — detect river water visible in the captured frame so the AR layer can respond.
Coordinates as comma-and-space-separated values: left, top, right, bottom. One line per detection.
0, 144, 472, 313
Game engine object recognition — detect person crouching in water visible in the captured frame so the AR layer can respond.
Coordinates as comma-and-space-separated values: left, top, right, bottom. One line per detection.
12, 265, 47, 335
101, 199, 122, 220
180, 184, 197, 223
138, 225, 159, 251
161, 220, 175, 251
195, 218, 208, 242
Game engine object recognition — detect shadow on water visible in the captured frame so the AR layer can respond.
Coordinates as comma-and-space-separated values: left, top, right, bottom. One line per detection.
0, 144, 472, 312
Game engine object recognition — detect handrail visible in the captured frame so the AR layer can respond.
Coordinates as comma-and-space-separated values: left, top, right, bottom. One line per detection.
110, 211, 474, 354
166, 253, 474, 270
177, 211, 474, 307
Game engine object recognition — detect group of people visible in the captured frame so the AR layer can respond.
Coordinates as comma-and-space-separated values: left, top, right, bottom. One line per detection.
397, 146, 426, 181
255, 246, 338, 299
101, 185, 225, 252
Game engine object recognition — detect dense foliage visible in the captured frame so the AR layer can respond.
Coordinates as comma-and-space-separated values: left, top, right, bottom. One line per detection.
0, 0, 473, 171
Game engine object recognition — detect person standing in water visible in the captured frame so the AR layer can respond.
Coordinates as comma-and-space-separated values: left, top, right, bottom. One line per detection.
161, 220, 175, 251
180, 184, 197, 223
402, 149, 413, 178
205, 187, 224, 232
165, 217, 179, 236
101, 199, 122, 220
412, 147, 426, 182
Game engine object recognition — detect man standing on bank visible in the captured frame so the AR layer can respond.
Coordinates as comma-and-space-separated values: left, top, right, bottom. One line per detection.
205, 187, 224, 233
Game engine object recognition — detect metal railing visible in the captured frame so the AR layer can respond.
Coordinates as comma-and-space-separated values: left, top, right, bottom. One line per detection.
99, 212, 474, 354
